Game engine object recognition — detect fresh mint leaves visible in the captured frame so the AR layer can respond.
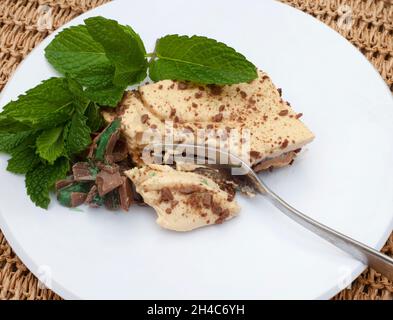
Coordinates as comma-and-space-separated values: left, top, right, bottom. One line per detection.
0, 15, 258, 209
64, 111, 92, 155
2, 78, 75, 127
7, 146, 40, 175
45, 17, 149, 107
149, 35, 258, 84
36, 127, 65, 164
45, 25, 115, 88
25, 157, 70, 209
84, 17, 148, 87
0, 78, 103, 208
45, 16, 257, 103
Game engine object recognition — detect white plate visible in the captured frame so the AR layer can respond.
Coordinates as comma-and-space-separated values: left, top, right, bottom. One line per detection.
1, 0, 393, 300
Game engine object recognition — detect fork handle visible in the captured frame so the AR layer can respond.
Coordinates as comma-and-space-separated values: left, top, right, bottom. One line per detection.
260, 182, 393, 281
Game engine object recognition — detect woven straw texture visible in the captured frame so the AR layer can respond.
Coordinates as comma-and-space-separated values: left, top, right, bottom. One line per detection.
0, 0, 392, 300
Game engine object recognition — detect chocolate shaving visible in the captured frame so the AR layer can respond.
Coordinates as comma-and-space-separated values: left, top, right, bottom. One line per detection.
201, 193, 213, 208
213, 113, 223, 122
208, 84, 223, 95
179, 185, 201, 194
141, 114, 149, 123
215, 209, 230, 224
280, 139, 289, 149
177, 82, 188, 90
160, 187, 174, 202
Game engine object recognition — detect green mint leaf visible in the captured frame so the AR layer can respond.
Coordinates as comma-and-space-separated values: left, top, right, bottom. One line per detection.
121, 25, 147, 57
149, 35, 258, 85
84, 84, 125, 107
65, 112, 92, 155
36, 127, 65, 164
84, 16, 148, 87
2, 78, 75, 128
85, 103, 103, 132
66, 78, 90, 112
7, 146, 41, 174
0, 131, 33, 152
25, 157, 70, 209
45, 25, 115, 88
0, 115, 33, 133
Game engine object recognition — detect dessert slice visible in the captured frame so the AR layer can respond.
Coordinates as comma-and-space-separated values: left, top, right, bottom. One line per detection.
125, 164, 240, 231
103, 71, 314, 171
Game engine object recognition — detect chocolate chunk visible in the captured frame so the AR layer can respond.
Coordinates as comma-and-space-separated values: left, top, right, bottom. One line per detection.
73, 162, 96, 181
85, 185, 98, 206
97, 163, 119, 174
240, 91, 247, 99
96, 170, 123, 196
118, 177, 134, 211
279, 110, 289, 116
55, 179, 74, 191
104, 189, 121, 210
70, 192, 87, 207
194, 92, 203, 99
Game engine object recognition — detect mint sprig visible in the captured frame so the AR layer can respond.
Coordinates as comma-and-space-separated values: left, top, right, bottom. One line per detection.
149, 35, 258, 84
0, 78, 103, 208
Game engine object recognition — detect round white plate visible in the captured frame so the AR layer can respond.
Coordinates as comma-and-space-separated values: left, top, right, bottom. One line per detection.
1, 0, 393, 300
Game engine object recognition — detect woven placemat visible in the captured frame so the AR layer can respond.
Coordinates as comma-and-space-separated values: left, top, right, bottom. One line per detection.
0, 0, 392, 300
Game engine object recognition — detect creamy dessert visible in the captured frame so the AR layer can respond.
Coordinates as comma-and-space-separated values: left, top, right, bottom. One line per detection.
126, 164, 240, 231
98, 71, 315, 231
103, 71, 314, 171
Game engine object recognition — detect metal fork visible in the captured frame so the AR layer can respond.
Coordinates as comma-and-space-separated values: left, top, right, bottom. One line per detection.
153, 143, 393, 281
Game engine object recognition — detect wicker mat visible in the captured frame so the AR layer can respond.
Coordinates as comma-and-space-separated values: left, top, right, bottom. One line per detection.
0, 0, 392, 300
